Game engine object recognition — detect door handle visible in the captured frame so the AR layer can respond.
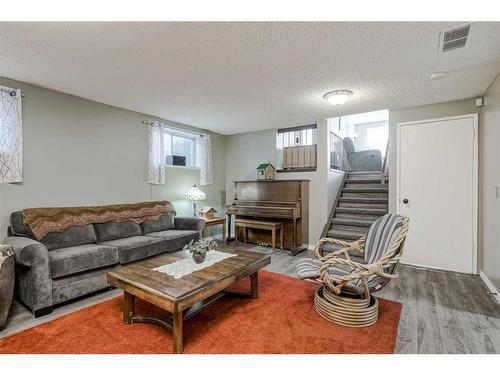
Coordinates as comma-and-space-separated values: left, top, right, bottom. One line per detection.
402, 198, 409, 204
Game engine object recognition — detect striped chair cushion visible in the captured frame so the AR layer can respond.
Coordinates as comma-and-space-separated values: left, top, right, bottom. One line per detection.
363, 214, 405, 265
297, 259, 356, 280
296, 258, 323, 279
296, 258, 383, 295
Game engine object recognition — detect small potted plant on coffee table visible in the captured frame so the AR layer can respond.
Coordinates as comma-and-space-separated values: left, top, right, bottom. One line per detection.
184, 239, 217, 264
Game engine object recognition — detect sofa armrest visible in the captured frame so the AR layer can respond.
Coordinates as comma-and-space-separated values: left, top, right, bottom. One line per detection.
3, 236, 49, 268
174, 216, 205, 232
2, 236, 53, 313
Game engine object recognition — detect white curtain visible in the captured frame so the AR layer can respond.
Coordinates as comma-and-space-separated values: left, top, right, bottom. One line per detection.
199, 134, 214, 186
147, 121, 165, 184
0, 86, 23, 183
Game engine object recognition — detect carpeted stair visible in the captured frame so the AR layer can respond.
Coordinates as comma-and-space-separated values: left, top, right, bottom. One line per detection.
324, 171, 388, 255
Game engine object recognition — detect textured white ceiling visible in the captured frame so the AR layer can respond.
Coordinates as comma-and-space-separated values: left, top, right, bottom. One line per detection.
1, 22, 500, 135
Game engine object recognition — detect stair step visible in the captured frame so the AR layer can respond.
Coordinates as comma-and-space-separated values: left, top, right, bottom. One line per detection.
339, 202, 388, 209
334, 213, 382, 221
327, 228, 367, 241
336, 207, 388, 215
343, 185, 388, 193
348, 171, 387, 176
346, 177, 389, 184
321, 170, 389, 245
343, 192, 388, 198
322, 242, 343, 251
321, 243, 364, 262
339, 196, 388, 204
331, 217, 374, 227
330, 224, 369, 233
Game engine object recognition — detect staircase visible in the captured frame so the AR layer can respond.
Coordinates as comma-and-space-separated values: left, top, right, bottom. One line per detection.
322, 171, 389, 254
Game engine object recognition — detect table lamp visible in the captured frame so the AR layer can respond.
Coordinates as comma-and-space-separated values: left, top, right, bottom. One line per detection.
184, 184, 206, 216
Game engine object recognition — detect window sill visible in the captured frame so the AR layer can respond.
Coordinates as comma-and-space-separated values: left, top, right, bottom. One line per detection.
277, 167, 317, 173
165, 165, 200, 171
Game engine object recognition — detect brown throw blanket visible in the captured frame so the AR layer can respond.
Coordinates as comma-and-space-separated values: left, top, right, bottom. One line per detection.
22, 201, 176, 240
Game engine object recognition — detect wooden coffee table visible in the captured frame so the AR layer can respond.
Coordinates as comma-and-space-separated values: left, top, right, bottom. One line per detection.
107, 246, 270, 354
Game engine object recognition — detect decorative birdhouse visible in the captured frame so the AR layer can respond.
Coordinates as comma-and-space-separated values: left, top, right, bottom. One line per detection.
256, 161, 276, 180
199, 206, 218, 219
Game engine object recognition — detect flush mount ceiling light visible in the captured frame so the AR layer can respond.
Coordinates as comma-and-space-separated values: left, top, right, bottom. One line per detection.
323, 90, 353, 106
430, 71, 447, 80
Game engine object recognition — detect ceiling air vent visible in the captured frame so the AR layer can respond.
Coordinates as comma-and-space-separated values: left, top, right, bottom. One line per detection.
441, 24, 470, 53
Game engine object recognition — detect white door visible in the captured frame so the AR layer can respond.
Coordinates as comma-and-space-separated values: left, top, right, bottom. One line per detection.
397, 114, 478, 274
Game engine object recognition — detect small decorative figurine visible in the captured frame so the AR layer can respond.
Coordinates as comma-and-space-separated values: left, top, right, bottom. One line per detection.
256, 161, 276, 180
199, 206, 218, 219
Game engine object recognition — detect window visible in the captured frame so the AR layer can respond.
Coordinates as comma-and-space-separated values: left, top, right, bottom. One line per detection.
276, 124, 317, 171
0, 87, 23, 183
163, 127, 200, 168
366, 125, 389, 157
334, 110, 389, 156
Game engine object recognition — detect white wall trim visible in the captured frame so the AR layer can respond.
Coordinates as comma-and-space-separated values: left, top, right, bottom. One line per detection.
480, 271, 500, 304
401, 261, 473, 274
165, 165, 200, 171
396, 113, 479, 274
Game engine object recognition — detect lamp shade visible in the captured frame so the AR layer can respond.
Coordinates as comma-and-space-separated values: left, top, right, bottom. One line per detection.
184, 184, 206, 201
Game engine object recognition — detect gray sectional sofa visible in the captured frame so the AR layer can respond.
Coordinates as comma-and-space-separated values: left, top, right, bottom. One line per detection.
3, 210, 204, 317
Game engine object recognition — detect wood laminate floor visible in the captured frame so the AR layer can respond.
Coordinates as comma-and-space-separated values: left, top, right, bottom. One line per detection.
2, 244, 500, 354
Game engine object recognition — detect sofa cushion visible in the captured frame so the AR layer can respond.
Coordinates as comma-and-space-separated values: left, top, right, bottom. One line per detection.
100, 236, 165, 264
40, 225, 98, 251
141, 213, 175, 234
49, 244, 119, 279
10, 211, 35, 239
145, 229, 199, 252
10, 211, 98, 250
52, 266, 114, 305
94, 221, 141, 242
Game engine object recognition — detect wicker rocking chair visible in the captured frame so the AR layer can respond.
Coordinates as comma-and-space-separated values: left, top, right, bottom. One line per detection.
296, 214, 409, 327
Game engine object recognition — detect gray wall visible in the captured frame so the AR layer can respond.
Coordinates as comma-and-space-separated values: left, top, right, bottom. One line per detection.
481, 73, 500, 291
0, 77, 226, 238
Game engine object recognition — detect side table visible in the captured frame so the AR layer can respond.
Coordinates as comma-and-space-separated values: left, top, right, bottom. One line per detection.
201, 216, 227, 243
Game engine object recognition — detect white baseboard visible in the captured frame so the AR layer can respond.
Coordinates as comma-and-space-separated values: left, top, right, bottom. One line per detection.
400, 261, 476, 275
480, 271, 500, 304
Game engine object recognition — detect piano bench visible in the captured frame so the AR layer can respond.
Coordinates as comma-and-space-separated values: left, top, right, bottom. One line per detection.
234, 219, 284, 251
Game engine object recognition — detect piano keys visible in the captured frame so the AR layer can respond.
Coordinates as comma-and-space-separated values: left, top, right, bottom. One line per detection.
226, 179, 309, 255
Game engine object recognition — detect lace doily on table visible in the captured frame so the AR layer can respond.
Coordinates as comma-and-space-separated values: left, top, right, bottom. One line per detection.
152, 250, 238, 279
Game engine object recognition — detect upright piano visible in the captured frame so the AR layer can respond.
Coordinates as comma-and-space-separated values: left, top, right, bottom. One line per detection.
226, 179, 309, 255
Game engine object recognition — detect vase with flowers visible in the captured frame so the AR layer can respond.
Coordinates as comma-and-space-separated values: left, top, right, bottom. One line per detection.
183, 239, 217, 264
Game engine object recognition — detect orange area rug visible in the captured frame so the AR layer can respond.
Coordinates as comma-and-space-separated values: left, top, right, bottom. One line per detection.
0, 271, 402, 354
